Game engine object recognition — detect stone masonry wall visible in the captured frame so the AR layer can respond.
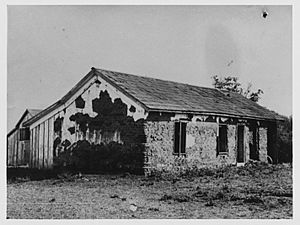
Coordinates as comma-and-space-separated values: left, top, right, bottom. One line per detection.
259, 127, 268, 162
222, 125, 237, 165
244, 126, 250, 162
144, 121, 239, 175
143, 121, 175, 174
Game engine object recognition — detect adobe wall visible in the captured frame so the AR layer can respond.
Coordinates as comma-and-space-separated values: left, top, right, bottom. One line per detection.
144, 120, 269, 175
144, 121, 238, 175
259, 127, 268, 162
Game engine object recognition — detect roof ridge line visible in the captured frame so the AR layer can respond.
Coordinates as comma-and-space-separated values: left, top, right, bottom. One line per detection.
94, 67, 216, 91
94, 69, 149, 110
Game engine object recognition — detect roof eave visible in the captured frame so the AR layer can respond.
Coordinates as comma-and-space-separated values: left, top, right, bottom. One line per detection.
147, 108, 280, 122
23, 69, 95, 127
7, 127, 17, 138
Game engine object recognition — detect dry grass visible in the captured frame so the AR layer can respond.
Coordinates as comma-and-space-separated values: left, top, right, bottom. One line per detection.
7, 163, 293, 219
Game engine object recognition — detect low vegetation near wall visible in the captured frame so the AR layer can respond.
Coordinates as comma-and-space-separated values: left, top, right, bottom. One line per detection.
277, 116, 292, 163
7, 161, 292, 219
53, 140, 145, 174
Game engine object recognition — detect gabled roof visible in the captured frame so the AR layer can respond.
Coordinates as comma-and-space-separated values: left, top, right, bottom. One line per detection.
7, 108, 42, 137
24, 67, 283, 126
95, 68, 283, 121
26, 109, 42, 120
23, 70, 94, 127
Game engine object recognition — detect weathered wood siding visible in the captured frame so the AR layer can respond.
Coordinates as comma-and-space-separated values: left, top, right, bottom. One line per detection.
28, 75, 147, 169
7, 109, 42, 167
7, 129, 30, 167
30, 122, 54, 169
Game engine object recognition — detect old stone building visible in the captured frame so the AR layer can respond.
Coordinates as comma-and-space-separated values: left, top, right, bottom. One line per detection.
8, 67, 282, 175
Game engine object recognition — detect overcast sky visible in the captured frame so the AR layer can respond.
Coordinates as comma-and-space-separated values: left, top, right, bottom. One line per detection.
7, 5, 292, 131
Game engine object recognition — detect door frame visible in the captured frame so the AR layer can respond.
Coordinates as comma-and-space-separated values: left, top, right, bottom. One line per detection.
237, 124, 245, 163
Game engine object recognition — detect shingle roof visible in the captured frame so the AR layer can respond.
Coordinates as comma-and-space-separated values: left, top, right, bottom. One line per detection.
23, 67, 283, 126
95, 68, 283, 121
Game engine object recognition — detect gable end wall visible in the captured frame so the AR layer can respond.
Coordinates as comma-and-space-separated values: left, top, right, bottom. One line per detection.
28, 75, 147, 169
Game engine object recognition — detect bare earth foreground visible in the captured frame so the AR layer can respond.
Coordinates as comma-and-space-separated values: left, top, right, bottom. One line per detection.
7, 163, 292, 219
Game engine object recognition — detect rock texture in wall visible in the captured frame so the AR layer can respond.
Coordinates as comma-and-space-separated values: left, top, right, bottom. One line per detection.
144, 121, 240, 175
259, 127, 268, 162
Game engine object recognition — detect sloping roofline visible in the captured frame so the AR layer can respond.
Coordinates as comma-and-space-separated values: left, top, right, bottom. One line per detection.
94, 68, 284, 121
7, 108, 42, 137
23, 67, 284, 127
23, 70, 94, 127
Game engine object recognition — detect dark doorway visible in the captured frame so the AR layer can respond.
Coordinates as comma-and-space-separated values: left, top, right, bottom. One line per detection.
237, 125, 244, 163
250, 126, 259, 160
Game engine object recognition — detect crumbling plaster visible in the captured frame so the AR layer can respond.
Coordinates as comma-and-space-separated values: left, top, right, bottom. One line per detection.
259, 127, 268, 162
51, 77, 147, 153
144, 118, 268, 175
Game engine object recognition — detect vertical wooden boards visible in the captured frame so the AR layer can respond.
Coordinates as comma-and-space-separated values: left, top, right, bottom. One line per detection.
23, 140, 29, 165
18, 140, 23, 165
16, 131, 19, 165
10, 136, 13, 165
6, 137, 9, 166
31, 128, 35, 168
35, 126, 39, 168
39, 123, 44, 168
10, 135, 13, 166
7, 136, 11, 166
19, 132, 22, 165
32, 127, 35, 168
30, 129, 33, 167
13, 131, 18, 166
20, 140, 25, 165
32, 127, 36, 168
48, 117, 54, 168
43, 119, 49, 168
15, 131, 18, 166
7, 137, 9, 165
12, 136, 15, 165
53, 113, 59, 159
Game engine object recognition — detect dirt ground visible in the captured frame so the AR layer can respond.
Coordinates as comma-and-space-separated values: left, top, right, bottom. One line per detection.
7, 162, 293, 219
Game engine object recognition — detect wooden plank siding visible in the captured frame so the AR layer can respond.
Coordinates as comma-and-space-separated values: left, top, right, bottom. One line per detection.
7, 136, 11, 165
32, 127, 36, 167
7, 129, 29, 167
39, 123, 44, 169
18, 138, 22, 165
10, 136, 13, 165
33, 126, 38, 168
14, 131, 18, 166
30, 129, 33, 167
7, 109, 42, 168
48, 117, 54, 168
43, 119, 49, 168
8, 133, 13, 166
28, 116, 55, 169
7, 135, 13, 166
9, 108, 85, 168
35, 126, 39, 168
